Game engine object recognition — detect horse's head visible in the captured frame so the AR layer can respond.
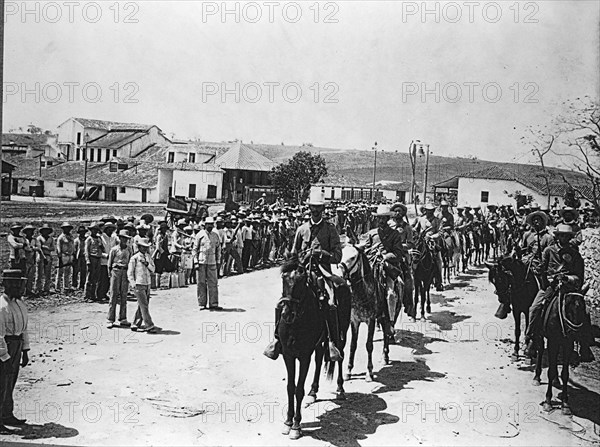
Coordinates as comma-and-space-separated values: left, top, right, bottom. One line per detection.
485, 257, 513, 302
279, 255, 316, 324
340, 245, 361, 279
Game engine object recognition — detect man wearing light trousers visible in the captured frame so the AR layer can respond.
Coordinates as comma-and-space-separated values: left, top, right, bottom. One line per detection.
193, 216, 221, 311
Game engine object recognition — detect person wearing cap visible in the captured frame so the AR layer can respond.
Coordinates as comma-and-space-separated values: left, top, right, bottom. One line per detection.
414, 203, 444, 291
21, 225, 40, 298
265, 190, 344, 362
128, 238, 157, 333
390, 202, 416, 312
0, 270, 31, 432
107, 230, 133, 328
358, 204, 405, 336
439, 200, 455, 229
519, 210, 554, 275
181, 225, 195, 285
55, 222, 75, 294
152, 222, 172, 287
7, 224, 26, 273
193, 216, 222, 310
84, 222, 105, 302
35, 224, 55, 296
524, 224, 593, 362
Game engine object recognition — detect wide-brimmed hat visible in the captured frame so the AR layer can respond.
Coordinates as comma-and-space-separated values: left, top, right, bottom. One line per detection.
559, 207, 579, 222
176, 218, 187, 227
137, 237, 151, 247
372, 204, 395, 216
104, 221, 117, 229
1, 269, 27, 283
306, 190, 326, 206
140, 213, 154, 224
529, 202, 540, 211
487, 204, 498, 209
424, 203, 436, 211
23, 224, 36, 232
554, 224, 575, 235
10, 223, 23, 231
525, 210, 549, 228
77, 225, 88, 234
391, 203, 407, 215
440, 200, 449, 207
204, 216, 215, 224
60, 222, 73, 229
117, 229, 131, 239
88, 222, 101, 231
101, 215, 117, 224
39, 223, 53, 233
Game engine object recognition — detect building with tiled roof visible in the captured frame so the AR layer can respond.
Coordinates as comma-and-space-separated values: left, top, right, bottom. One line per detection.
2, 133, 60, 158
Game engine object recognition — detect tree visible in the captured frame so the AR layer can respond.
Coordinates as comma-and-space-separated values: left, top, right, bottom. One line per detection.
520, 125, 556, 209
504, 189, 532, 209
554, 96, 600, 215
563, 186, 581, 209
27, 124, 43, 134
270, 151, 328, 204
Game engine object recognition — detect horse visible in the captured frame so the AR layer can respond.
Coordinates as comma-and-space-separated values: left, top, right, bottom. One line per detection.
532, 284, 587, 415
339, 245, 402, 381
481, 222, 499, 260
413, 233, 437, 321
486, 255, 538, 359
441, 228, 462, 283
277, 253, 351, 439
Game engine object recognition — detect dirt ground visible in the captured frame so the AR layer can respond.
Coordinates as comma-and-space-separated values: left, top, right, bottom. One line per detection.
1, 262, 599, 446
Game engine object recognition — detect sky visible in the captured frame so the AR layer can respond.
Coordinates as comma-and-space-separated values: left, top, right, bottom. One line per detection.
3, 1, 599, 167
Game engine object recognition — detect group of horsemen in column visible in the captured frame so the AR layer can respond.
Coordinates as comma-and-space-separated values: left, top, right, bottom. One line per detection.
264, 190, 594, 364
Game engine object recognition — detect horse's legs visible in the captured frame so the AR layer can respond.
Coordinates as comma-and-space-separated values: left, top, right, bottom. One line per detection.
345, 322, 359, 381
365, 319, 375, 381
533, 339, 543, 386
336, 358, 346, 399
307, 342, 324, 404
289, 357, 310, 440
420, 285, 426, 319
561, 340, 573, 415
283, 356, 296, 435
544, 340, 560, 412
512, 310, 521, 359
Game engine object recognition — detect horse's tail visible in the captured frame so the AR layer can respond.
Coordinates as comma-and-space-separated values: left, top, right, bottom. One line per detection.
325, 360, 335, 381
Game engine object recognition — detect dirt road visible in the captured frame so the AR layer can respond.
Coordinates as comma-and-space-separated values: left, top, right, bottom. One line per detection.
4, 266, 600, 446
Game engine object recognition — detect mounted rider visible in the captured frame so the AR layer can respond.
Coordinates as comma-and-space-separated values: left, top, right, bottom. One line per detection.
414, 203, 444, 291
389, 202, 417, 313
264, 190, 345, 362
439, 200, 461, 251
358, 204, 405, 337
556, 207, 583, 248
524, 224, 594, 362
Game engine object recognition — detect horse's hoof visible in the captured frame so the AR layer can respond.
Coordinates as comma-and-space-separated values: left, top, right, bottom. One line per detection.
510, 353, 519, 361
420, 315, 427, 321
304, 395, 316, 407
532, 377, 541, 386
289, 428, 302, 440
336, 391, 346, 400
282, 424, 292, 435
343, 373, 351, 381
365, 373, 373, 382
561, 405, 572, 416
542, 402, 553, 413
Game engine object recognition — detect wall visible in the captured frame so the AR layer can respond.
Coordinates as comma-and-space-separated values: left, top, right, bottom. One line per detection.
157, 169, 173, 202
171, 169, 223, 200
123, 126, 169, 158
44, 180, 78, 199
458, 178, 534, 207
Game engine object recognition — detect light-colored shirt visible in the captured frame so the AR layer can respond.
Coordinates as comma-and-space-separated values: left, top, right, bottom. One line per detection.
85, 235, 104, 263
7, 234, 25, 260
241, 225, 253, 241
192, 229, 221, 265
0, 293, 30, 361
100, 233, 119, 266
108, 245, 132, 270
127, 252, 155, 286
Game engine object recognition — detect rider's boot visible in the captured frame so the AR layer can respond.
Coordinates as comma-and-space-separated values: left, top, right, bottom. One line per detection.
263, 305, 282, 360
326, 304, 343, 362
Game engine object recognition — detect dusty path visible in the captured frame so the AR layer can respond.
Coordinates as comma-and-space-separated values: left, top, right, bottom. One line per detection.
3, 266, 600, 446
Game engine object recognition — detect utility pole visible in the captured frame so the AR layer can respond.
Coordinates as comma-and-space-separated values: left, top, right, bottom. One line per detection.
0, 0, 5, 223
83, 133, 89, 200
371, 141, 377, 202
422, 144, 430, 204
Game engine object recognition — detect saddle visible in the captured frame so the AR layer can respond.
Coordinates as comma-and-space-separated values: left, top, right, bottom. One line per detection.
541, 287, 584, 338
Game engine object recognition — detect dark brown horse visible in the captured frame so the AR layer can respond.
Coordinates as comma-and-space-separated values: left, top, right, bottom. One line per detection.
278, 254, 350, 439
486, 255, 538, 359
533, 285, 587, 415
413, 233, 436, 320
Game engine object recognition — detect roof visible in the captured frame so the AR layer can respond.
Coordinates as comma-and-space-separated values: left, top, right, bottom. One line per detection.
87, 130, 148, 148
2, 133, 52, 149
444, 165, 594, 198
70, 118, 154, 131
215, 142, 277, 172
135, 143, 217, 162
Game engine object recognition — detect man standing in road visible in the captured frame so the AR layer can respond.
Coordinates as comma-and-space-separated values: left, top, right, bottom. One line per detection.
7, 224, 26, 273
193, 216, 221, 311
128, 238, 158, 333
0, 270, 31, 433
85, 222, 104, 302
107, 230, 133, 328
36, 224, 55, 296
55, 222, 75, 294
99, 221, 118, 302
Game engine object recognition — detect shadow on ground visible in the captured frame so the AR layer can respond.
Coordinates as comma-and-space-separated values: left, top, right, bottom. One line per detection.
373, 358, 446, 394
306, 392, 398, 447
7, 422, 78, 440
394, 329, 446, 355
427, 310, 471, 331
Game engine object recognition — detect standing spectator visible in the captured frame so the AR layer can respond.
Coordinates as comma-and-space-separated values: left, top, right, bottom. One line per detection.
181, 225, 195, 285
21, 225, 40, 298
193, 216, 221, 311
215, 217, 227, 278
152, 221, 171, 288
0, 270, 30, 432
35, 224, 55, 296
7, 224, 26, 273
99, 222, 118, 302
55, 222, 75, 294
107, 230, 133, 328
241, 218, 253, 271
128, 238, 157, 333
84, 222, 104, 302
73, 225, 88, 290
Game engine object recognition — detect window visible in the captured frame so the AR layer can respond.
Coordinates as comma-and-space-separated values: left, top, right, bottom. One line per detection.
119, 187, 126, 193
481, 191, 489, 203
56, 181, 63, 188
40, 161, 46, 168
330, 188, 335, 199
47, 161, 53, 167
82, 148, 87, 160
112, 149, 117, 158
167, 152, 175, 163
188, 184, 197, 198
109, 162, 118, 172
207, 185, 217, 199
76, 132, 81, 145
89, 149, 94, 162
105, 149, 110, 162
118, 163, 128, 170
76, 149, 80, 161
188, 153, 196, 163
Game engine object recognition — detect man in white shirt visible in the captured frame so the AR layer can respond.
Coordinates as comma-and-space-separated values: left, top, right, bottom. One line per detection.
128, 238, 157, 333
193, 217, 221, 310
